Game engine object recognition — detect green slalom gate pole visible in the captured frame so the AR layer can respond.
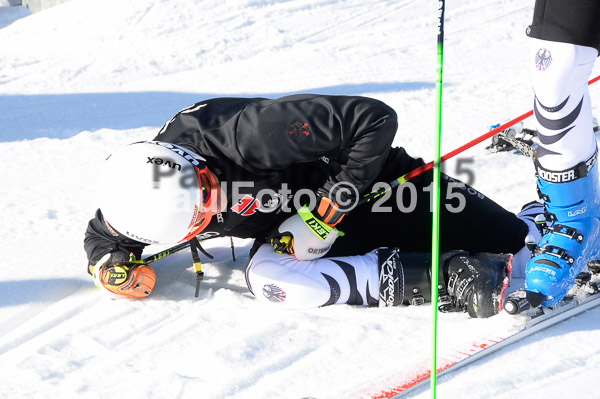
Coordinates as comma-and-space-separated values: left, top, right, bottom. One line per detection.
431, 1, 445, 397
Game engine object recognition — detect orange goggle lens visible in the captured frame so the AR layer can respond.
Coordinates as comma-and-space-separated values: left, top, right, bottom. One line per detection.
179, 166, 220, 243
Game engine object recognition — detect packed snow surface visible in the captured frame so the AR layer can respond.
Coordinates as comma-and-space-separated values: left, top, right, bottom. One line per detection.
1, 0, 600, 398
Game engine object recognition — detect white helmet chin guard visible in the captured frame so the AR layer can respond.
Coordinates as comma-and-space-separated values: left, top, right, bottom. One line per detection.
98, 141, 220, 245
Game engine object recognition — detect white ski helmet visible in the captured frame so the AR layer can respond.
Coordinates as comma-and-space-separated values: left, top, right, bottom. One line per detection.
98, 141, 221, 245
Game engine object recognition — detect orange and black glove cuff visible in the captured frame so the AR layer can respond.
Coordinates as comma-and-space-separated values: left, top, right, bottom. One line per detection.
315, 195, 345, 226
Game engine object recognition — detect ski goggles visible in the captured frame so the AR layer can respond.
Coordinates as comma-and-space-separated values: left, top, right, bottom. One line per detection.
180, 164, 222, 243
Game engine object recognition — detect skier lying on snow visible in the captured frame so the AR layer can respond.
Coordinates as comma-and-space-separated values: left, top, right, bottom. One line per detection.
84, 94, 543, 318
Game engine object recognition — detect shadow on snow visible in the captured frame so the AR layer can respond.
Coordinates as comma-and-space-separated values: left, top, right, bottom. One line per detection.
0, 81, 436, 142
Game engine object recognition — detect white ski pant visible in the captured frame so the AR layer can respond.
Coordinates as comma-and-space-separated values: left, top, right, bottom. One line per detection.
246, 244, 379, 309
530, 38, 598, 170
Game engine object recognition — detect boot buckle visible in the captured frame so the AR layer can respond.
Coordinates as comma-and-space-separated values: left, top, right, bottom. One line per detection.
410, 289, 425, 306
552, 224, 584, 243
538, 245, 575, 265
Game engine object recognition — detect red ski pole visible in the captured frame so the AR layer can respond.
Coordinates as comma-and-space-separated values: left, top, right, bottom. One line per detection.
360, 74, 600, 204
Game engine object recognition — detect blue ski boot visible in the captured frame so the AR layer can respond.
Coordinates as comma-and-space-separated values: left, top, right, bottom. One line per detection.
526, 150, 600, 307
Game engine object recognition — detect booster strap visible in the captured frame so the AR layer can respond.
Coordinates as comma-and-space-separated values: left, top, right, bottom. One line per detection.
534, 149, 597, 184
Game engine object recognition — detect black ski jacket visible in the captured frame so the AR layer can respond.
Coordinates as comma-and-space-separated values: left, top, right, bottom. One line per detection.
84, 94, 398, 266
